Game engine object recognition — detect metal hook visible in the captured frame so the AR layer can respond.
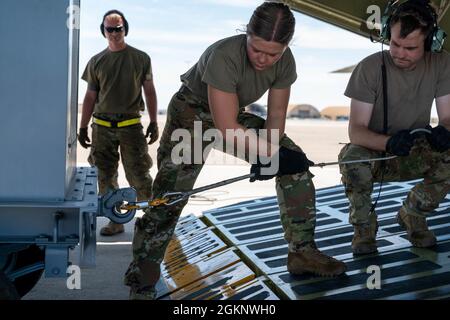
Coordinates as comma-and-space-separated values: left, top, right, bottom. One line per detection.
98, 188, 137, 224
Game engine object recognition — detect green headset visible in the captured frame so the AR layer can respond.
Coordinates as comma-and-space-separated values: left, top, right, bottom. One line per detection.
380, 0, 447, 52
370, 0, 447, 215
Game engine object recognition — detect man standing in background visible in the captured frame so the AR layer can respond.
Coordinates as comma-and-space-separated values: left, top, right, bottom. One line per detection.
78, 10, 158, 236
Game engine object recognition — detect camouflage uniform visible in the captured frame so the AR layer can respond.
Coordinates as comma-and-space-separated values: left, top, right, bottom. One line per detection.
339, 135, 450, 225
124, 90, 317, 289
89, 113, 153, 200
82, 45, 155, 202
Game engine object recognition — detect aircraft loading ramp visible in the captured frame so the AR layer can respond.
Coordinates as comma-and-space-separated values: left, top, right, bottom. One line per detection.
157, 180, 450, 300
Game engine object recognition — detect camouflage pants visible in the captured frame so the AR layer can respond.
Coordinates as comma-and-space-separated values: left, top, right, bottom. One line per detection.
88, 118, 153, 201
339, 136, 450, 225
124, 92, 317, 288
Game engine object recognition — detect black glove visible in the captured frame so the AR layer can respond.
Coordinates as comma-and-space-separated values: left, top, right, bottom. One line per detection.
250, 156, 274, 182
385, 129, 415, 156
426, 125, 450, 152
250, 146, 314, 182
77, 127, 91, 148
278, 146, 314, 175
145, 122, 159, 145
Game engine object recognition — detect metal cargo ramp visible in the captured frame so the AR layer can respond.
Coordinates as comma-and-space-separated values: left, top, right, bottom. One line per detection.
192, 180, 450, 299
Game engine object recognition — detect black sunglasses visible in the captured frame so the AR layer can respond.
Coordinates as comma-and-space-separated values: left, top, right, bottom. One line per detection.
105, 25, 124, 33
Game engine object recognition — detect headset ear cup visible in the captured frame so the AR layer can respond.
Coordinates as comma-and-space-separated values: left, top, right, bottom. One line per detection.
426, 27, 438, 51
385, 21, 391, 41
380, 1, 395, 42
100, 23, 105, 37
381, 16, 391, 41
425, 33, 432, 51
123, 18, 129, 36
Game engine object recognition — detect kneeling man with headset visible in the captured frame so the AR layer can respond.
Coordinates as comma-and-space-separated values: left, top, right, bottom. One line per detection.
338, 0, 450, 255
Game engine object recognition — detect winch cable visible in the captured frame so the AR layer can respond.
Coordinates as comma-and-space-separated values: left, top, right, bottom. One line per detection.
119, 152, 424, 211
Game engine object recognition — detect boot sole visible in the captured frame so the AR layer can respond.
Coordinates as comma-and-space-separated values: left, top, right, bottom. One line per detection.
100, 229, 125, 236
287, 266, 347, 277
352, 247, 378, 256
288, 270, 346, 277
410, 238, 437, 248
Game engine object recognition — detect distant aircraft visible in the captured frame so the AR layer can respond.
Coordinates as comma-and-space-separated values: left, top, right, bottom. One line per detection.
330, 65, 356, 73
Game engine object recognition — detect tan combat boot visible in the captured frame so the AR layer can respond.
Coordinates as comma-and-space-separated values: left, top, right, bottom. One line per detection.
287, 242, 347, 277
397, 208, 436, 247
126, 260, 161, 300
352, 219, 379, 255
100, 221, 124, 236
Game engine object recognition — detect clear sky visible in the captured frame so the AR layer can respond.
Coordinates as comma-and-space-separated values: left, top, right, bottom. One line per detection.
78, 0, 383, 111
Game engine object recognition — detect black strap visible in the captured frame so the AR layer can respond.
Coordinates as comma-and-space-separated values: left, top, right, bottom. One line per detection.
381, 52, 388, 135
370, 50, 389, 215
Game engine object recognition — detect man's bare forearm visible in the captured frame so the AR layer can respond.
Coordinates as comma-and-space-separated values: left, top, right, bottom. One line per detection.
145, 92, 157, 123
80, 96, 95, 128
439, 119, 450, 131
219, 124, 280, 161
349, 124, 390, 152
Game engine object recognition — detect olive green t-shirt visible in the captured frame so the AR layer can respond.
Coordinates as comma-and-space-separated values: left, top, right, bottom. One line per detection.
345, 50, 450, 135
82, 45, 152, 115
180, 34, 297, 108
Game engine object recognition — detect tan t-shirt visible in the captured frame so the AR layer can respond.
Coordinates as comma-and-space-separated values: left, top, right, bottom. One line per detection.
180, 34, 297, 108
345, 50, 450, 135
82, 45, 152, 115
